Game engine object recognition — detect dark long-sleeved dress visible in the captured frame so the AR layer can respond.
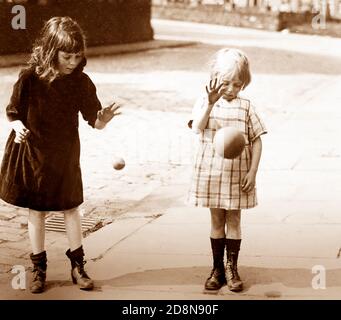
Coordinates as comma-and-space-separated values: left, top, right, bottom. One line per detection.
0, 67, 102, 211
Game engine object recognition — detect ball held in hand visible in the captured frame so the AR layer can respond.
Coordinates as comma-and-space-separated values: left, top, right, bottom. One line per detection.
113, 157, 125, 170
214, 127, 245, 159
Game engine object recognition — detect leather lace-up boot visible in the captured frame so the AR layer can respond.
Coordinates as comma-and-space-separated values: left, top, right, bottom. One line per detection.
30, 251, 47, 294
204, 238, 226, 290
66, 246, 94, 290
225, 239, 243, 292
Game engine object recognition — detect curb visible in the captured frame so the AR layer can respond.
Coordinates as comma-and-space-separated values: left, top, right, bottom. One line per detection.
0, 39, 197, 68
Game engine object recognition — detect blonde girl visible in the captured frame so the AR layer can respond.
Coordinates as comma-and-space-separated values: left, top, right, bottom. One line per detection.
188, 48, 267, 292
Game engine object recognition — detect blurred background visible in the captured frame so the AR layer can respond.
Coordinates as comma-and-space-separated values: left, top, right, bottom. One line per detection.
153, 0, 341, 35
0, 0, 154, 54
1, 0, 340, 56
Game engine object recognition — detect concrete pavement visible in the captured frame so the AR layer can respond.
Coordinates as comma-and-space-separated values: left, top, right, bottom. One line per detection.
0, 19, 341, 300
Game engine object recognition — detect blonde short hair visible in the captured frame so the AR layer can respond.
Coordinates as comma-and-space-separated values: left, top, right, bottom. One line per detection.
209, 48, 251, 89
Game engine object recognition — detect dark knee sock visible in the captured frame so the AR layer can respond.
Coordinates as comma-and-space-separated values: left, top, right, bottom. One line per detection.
226, 239, 241, 253
210, 238, 225, 269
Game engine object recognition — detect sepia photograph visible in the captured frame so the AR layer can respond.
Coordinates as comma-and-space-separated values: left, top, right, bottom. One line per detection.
0, 0, 340, 309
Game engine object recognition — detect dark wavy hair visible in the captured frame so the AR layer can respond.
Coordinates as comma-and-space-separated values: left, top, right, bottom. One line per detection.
28, 16, 86, 83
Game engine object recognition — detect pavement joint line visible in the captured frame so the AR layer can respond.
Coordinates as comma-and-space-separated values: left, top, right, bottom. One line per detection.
90, 215, 161, 262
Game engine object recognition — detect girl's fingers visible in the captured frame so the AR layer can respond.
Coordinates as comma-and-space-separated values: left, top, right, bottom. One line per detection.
100, 106, 122, 119
243, 181, 254, 193
107, 103, 121, 113
15, 135, 23, 143
19, 132, 29, 138
205, 86, 209, 94
111, 105, 121, 112
109, 101, 117, 107
208, 78, 220, 92
241, 176, 247, 186
110, 109, 121, 117
210, 78, 218, 90
213, 78, 217, 88
217, 82, 224, 91
242, 185, 249, 193
217, 88, 224, 99
241, 177, 249, 190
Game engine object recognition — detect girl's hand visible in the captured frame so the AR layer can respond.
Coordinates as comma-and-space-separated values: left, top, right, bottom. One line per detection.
241, 171, 256, 193
97, 102, 121, 123
11, 120, 30, 144
206, 78, 223, 106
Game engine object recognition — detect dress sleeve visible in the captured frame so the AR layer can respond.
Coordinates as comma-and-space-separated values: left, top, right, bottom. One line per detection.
80, 74, 102, 128
187, 95, 207, 129
247, 103, 267, 142
6, 69, 30, 122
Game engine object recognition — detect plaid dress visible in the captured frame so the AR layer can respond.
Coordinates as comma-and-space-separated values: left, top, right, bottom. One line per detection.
187, 95, 267, 210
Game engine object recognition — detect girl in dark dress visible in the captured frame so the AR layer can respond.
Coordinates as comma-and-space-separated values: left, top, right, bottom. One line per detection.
0, 17, 121, 293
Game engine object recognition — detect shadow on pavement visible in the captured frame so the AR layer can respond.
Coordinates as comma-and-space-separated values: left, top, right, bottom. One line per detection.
89, 266, 341, 290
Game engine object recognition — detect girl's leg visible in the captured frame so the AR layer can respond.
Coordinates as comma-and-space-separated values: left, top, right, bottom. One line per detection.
210, 208, 226, 239
28, 209, 47, 294
28, 209, 47, 254
205, 209, 227, 290
225, 209, 243, 292
64, 207, 82, 251
64, 207, 94, 290
225, 209, 241, 239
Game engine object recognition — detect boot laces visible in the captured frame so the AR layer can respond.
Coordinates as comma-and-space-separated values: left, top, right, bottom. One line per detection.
32, 266, 45, 282
226, 256, 240, 281
210, 268, 219, 277
209, 267, 225, 279
75, 260, 90, 279
232, 265, 241, 280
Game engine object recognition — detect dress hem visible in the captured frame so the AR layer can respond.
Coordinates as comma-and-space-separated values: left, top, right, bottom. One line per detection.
185, 200, 257, 211
0, 196, 83, 212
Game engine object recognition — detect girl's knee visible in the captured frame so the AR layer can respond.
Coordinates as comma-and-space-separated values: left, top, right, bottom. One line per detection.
211, 210, 226, 228
211, 222, 225, 233
28, 209, 47, 220
210, 210, 226, 237
63, 207, 80, 217
63, 207, 81, 230
226, 210, 241, 224
226, 210, 241, 238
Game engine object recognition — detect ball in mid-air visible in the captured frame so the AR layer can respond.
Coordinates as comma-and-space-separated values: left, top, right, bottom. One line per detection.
113, 157, 125, 170
213, 127, 245, 159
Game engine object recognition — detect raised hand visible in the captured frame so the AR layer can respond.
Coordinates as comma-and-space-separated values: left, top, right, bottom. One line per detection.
206, 78, 223, 106
97, 102, 121, 123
